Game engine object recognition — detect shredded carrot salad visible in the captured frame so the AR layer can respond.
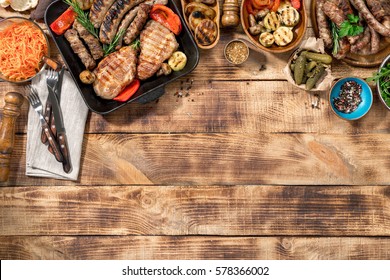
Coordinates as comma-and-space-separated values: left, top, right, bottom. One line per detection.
0, 21, 48, 81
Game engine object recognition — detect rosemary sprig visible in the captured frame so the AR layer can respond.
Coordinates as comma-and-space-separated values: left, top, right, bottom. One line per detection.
331, 21, 340, 56
130, 39, 140, 51
103, 29, 126, 56
63, 0, 99, 39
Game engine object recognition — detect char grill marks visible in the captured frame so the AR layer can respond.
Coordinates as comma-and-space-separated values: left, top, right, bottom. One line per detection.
99, 0, 146, 44
93, 46, 138, 99
64, 29, 96, 70
73, 20, 104, 60
137, 20, 179, 80
90, 0, 117, 28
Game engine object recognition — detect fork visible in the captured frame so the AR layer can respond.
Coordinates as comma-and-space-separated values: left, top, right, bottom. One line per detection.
26, 85, 64, 163
41, 69, 59, 144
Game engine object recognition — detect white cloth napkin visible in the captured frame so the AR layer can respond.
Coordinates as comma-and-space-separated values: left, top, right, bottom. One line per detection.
26, 70, 89, 181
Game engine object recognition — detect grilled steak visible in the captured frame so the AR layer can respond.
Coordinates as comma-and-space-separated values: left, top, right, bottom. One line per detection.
115, 6, 140, 50
99, 0, 145, 44
93, 46, 138, 99
137, 20, 179, 80
123, 3, 151, 45
73, 20, 104, 60
89, 0, 117, 28
64, 29, 96, 70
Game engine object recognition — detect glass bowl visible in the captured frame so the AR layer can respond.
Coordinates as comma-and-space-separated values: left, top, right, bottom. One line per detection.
0, 17, 50, 84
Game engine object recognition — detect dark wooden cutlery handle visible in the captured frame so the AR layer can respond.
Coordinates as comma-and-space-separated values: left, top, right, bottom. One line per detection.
42, 121, 63, 163
41, 99, 52, 144
57, 132, 72, 173
0, 92, 24, 182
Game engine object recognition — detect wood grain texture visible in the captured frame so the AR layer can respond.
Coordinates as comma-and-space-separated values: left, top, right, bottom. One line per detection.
1, 185, 389, 235
2, 133, 390, 186
0, 236, 389, 259
1, 80, 389, 135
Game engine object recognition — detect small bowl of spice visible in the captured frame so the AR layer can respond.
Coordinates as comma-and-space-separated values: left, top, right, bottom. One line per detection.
329, 77, 373, 121
224, 39, 250, 65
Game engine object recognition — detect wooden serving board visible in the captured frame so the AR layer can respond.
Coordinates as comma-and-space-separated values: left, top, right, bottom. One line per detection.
310, 1, 390, 68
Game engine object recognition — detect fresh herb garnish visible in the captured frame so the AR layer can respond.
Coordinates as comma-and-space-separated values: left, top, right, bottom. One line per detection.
331, 21, 340, 55
130, 39, 140, 51
63, 0, 99, 39
339, 14, 364, 37
367, 63, 390, 106
103, 29, 125, 56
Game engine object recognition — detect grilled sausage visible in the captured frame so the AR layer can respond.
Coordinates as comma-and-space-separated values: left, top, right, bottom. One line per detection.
316, 0, 333, 49
64, 29, 96, 70
334, 37, 350, 59
322, 1, 345, 27
123, 3, 151, 45
99, 0, 146, 45
115, 6, 140, 50
350, 27, 371, 54
366, 0, 388, 21
350, 0, 390, 37
89, 0, 117, 28
368, 26, 380, 54
73, 19, 104, 60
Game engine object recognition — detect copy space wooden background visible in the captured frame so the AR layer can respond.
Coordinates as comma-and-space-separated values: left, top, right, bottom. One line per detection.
0, 0, 389, 259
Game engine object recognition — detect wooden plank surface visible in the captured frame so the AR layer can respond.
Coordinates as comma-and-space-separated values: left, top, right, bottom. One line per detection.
2, 133, 390, 186
1, 236, 389, 260
1, 186, 389, 236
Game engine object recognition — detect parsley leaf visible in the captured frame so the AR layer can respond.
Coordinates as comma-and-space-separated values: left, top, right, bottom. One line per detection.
339, 14, 364, 37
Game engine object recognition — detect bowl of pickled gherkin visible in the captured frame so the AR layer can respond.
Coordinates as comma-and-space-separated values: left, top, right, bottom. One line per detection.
287, 49, 333, 91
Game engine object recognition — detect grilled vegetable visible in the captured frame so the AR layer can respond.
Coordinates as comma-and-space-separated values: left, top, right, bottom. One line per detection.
79, 70, 96, 84
189, 11, 206, 31
50, 7, 77, 35
273, 26, 293, 46
263, 12, 280, 31
279, 7, 300, 27
259, 32, 274, 47
249, 24, 265, 35
194, 19, 217, 46
168, 51, 187, 71
306, 64, 325, 90
293, 53, 306, 85
185, 2, 216, 19
150, 4, 182, 35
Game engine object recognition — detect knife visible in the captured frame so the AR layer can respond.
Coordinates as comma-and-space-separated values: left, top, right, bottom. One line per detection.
49, 67, 65, 137
47, 78, 72, 174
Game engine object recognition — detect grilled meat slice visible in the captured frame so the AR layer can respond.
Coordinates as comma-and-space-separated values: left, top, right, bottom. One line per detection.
64, 29, 96, 70
123, 3, 151, 45
73, 20, 104, 60
137, 20, 179, 80
115, 6, 140, 50
89, 0, 117, 28
93, 46, 138, 99
99, 0, 145, 44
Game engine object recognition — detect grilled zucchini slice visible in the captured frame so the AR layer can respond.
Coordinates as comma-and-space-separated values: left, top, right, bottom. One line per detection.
259, 32, 274, 47
279, 7, 300, 27
189, 11, 206, 31
273, 26, 293, 46
263, 12, 280, 31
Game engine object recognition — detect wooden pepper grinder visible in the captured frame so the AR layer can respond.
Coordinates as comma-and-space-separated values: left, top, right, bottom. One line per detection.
0, 92, 24, 182
222, 0, 240, 27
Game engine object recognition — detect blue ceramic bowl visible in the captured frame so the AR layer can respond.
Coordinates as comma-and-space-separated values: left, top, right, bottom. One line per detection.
329, 77, 373, 121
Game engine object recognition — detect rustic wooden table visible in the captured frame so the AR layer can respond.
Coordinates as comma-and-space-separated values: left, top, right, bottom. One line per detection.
0, 0, 389, 259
